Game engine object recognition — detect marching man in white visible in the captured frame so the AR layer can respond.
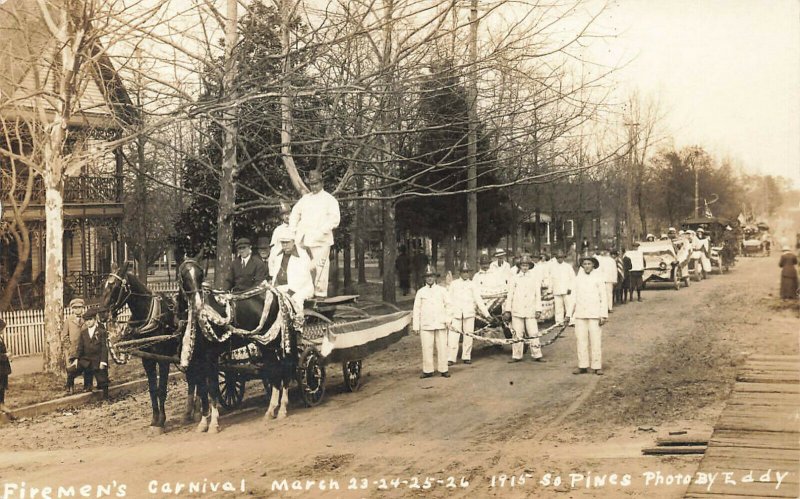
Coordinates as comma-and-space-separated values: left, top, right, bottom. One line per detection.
448, 261, 491, 366
565, 256, 608, 375
594, 248, 617, 313
502, 254, 545, 363
289, 170, 340, 298
413, 265, 453, 378
550, 252, 576, 326
695, 227, 712, 275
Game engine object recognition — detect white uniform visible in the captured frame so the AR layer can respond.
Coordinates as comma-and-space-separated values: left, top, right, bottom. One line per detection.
474, 269, 507, 296
448, 277, 491, 362
594, 254, 617, 311
269, 223, 292, 249
695, 237, 712, 273
503, 269, 543, 359
289, 190, 340, 297
489, 260, 513, 282
268, 248, 314, 310
550, 261, 576, 325
412, 284, 452, 374
568, 268, 607, 370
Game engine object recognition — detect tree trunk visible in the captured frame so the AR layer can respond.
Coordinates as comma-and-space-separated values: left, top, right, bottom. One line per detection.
465, 0, 479, 270
445, 236, 455, 274
43, 150, 65, 375
343, 239, 354, 294
381, 199, 396, 303
214, 0, 239, 288
329, 247, 340, 296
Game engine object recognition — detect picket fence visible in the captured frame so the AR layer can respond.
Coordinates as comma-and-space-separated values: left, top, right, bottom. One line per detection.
0, 282, 178, 357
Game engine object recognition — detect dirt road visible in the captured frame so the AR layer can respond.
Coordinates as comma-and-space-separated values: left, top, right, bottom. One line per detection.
1, 257, 797, 499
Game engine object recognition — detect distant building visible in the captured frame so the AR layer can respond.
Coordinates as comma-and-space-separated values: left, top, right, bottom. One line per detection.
0, 0, 134, 306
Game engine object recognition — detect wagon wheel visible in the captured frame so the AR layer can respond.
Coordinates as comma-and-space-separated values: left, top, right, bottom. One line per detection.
342, 360, 362, 392
297, 346, 326, 407
673, 267, 681, 290
218, 369, 246, 410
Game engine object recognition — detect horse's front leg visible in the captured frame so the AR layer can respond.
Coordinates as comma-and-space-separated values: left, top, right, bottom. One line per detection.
156, 361, 170, 428
142, 359, 160, 428
265, 382, 281, 421
195, 369, 210, 433
184, 378, 197, 424
207, 360, 222, 434
276, 381, 289, 420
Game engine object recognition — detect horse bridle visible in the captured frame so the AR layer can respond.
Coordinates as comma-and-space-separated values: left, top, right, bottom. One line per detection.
177, 259, 203, 297
106, 271, 132, 314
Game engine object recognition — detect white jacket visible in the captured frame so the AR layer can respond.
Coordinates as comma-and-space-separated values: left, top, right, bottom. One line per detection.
569, 269, 608, 320
268, 248, 314, 306
550, 261, 576, 295
413, 284, 452, 331
449, 278, 491, 319
503, 270, 542, 318
269, 223, 292, 248
624, 250, 644, 271
289, 190, 341, 247
474, 269, 507, 296
595, 254, 618, 284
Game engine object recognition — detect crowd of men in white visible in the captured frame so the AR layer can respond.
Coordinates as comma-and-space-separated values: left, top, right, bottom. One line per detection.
412, 246, 648, 379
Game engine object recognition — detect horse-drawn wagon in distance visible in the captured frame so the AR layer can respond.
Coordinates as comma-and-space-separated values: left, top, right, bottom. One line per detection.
102, 259, 410, 434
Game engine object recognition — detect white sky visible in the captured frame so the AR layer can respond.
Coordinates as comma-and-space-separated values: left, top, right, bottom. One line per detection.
591, 0, 800, 185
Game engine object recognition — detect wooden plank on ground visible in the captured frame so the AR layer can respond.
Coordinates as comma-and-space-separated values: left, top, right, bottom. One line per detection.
748, 354, 800, 362
734, 382, 800, 394
736, 373, 800, 384
739, 361, 800, 369
700, 456, 800, 472
656, 435, 710, 446
729, 392, 800, 405
710, 430, 800, 450
705, 446, 800, 461
685, 480, 799, 498
717, 417, 799, 433
642, 445, 707, 455
723, 407, 799, 419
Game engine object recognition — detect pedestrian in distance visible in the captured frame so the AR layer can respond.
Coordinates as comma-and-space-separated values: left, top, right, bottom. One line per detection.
550, 252, 576, 326
66, 309, 110, 399
396, 246, 412, 296
62, 298, 85, 392
503, 254, 545, 363
625, 242, 645, 302
566, 257, 608, 376
0, 318, 11, 413
448, 261, 491, 366
778, 246, 798, 300
413, 265, 453, 378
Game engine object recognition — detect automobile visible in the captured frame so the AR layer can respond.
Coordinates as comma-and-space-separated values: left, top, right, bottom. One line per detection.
639, 240, 691, 290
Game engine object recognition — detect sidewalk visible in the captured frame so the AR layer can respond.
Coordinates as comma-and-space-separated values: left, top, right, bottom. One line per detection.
9, 354, 42, 375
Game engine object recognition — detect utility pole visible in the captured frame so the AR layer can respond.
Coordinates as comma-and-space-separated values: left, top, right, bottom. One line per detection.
466, 0, 479, 269
625, 122, 639, 246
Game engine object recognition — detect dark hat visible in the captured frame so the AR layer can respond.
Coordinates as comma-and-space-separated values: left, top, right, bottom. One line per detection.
580, 256, 600, 269
423, 264, 438, 277
255, 237, 270, 250
83, 308, 99, 319
307, 170, 323, 184
478, 254, 491, 265
459, 261, 471, 273
235, 237, 252, 248
518, 254, 533, 266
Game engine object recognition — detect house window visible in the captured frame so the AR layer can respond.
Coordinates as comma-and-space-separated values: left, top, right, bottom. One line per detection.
566, 220, 574, 238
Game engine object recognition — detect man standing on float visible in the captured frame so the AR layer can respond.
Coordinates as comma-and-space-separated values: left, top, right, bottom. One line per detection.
289, 170, 340, 298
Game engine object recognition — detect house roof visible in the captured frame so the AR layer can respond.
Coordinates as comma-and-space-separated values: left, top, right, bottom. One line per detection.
0, 0, 136, 128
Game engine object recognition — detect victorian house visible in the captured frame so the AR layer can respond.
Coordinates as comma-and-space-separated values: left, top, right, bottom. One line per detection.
0, 0, 133, 308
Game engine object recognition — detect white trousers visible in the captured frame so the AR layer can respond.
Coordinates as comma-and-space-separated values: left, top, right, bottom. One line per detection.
511, 316, 541, 359
700, 254, 712, 272
306, 245, 332, 297
574, 318, 602, 369
448, 318, 475, 362
605, 283, 614, 311
421, 328, 449, 374
554, 294, 572, 325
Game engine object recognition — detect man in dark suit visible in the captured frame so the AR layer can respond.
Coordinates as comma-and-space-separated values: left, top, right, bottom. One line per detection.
66, 309, 109, 399
224, 237, 269, 292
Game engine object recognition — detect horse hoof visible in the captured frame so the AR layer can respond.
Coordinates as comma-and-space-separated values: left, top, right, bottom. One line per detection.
196, 420, 209, 433
276, 411, 287, 420
208, 425, 220, 434
148, 425, 165, 435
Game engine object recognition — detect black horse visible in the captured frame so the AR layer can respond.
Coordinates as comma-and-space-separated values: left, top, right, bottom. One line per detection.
100, 261, 198, 432
177, 258, 299, 433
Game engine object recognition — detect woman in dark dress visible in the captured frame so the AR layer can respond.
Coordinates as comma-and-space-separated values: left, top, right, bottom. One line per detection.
779, 246, 799, 300
0, 318, 11, 413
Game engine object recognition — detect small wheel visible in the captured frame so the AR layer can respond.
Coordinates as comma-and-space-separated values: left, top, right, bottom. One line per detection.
218, 370, 246, 410
297, 347, 326, 407
342, 360, 362, 392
